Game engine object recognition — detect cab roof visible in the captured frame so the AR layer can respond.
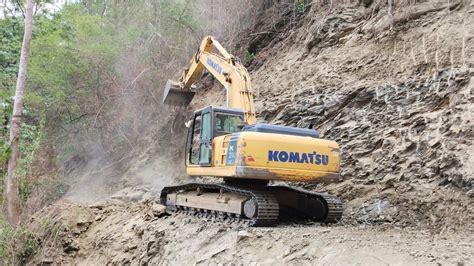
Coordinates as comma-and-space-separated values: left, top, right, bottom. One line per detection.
194, 105, 244, 115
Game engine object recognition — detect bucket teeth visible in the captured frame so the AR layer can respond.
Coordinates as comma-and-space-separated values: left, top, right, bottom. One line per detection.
163, 79, 196, 106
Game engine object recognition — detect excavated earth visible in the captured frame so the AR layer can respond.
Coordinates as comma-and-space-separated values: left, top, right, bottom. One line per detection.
28, 194, 472, 265
28, 1, 473, 265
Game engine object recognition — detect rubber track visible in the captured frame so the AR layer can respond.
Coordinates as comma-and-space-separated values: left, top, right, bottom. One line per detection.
160, 183, 279, 226
270, 185, 343, 223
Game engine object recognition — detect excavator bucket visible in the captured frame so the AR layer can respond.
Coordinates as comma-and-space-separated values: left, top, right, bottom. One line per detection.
163, 79, 195, 106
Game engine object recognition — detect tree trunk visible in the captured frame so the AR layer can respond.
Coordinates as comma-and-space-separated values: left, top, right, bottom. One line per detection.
4, 0, 34, 227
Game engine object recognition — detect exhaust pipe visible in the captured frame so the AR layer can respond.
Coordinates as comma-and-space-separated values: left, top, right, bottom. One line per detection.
163, 79, 196, 106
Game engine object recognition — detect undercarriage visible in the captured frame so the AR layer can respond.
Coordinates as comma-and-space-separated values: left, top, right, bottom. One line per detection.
160, 182, 343, 226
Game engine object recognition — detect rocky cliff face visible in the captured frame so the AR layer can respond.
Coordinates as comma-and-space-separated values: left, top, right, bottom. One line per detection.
193, 0, 474, 231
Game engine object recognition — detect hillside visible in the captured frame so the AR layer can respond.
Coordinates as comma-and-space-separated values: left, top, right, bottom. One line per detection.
250, 0, 474, 231
194, 0, 474, 231
12, 0, 474, 264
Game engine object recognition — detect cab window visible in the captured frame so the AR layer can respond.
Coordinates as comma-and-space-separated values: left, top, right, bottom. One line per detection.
215, 113, 243, 135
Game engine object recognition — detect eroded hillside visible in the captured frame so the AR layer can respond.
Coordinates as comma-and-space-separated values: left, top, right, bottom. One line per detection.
195, 0, 474, 231
24, 1, 474, 264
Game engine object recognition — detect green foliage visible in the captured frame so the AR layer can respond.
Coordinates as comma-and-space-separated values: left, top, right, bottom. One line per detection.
29, 7, 110, 106
295, 0, 305, 15
0, 15, 18, 199
0, 0, 200, 206
0, 18, 22, 182
17, 121, 43, 205
0, 217, 39, 264
0, 215, 68, 264
39, 217, 66, 240
0, 142, 10, 165
0, 17, 22, 94
244, 50, 256, 65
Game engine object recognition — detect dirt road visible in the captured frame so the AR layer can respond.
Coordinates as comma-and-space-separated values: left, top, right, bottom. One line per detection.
155, 216, 473, 265
30, 198, 473, 265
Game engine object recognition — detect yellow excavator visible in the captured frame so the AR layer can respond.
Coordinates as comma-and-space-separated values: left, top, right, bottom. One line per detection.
160, 36, 342, 225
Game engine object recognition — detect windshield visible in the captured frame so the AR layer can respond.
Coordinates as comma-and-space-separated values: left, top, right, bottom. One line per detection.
215, 113, 243, 135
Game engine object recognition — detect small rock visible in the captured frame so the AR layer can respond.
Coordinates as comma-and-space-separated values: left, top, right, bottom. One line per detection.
151, 204, 167, 217
307, 105, 325, 115
283, 248, 291, 257
88, 202, 106, 209
40, 258, 54, 265
429, 137, 441, 147
63, 239, 80, 253
71, 228, 81, 236
466, 189, 474, 198
124, 243, 138, 252
382, 174, 397, 190
359, 0, 373, 7
134, 227, 144, 237
237, 230, 255, 242
438, 178, 449, 186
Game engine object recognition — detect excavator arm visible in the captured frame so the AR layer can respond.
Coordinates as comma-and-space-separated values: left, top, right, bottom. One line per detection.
163, 36, 256, 124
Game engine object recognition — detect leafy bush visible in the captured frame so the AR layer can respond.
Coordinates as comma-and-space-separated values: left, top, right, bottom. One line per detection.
244, 50, 256, 65
17, 121, 43, 205
0, 218, 39, 264
295, 0, 305, 14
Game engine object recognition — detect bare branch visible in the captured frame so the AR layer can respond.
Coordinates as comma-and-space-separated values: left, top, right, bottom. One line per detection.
14, 0, 25, 18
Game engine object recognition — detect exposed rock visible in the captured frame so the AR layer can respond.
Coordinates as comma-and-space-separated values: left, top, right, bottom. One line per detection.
236, 230, 256, 242
151, 203, 167, 217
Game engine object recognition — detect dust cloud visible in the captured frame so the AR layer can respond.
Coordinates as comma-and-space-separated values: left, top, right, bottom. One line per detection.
60, 1, 263, 204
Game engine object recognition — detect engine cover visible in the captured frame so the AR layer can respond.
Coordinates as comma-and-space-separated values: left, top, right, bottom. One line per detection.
187, 131, 341, 183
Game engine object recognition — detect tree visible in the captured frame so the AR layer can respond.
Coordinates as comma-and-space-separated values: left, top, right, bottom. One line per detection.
4, 0, 34, 226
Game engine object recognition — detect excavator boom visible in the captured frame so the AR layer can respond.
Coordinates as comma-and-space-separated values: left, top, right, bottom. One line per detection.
163, 36, 256, 124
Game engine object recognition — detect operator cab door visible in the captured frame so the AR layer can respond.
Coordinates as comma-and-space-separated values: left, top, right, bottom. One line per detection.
186, 107, 245, 167
187, 107, 213, 167
198, 107, 212, 166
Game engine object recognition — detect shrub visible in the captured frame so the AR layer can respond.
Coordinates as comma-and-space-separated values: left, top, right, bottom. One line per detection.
0, 218, 39, 264
244, 50, 256, 65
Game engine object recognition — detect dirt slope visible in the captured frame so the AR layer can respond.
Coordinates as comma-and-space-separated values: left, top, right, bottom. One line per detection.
26, 1, 474, 264
196, 0, 474, 231
29, 192, 473, 265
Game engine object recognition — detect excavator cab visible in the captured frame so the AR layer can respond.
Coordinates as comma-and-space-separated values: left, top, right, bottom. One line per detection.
186, 106, 244, 167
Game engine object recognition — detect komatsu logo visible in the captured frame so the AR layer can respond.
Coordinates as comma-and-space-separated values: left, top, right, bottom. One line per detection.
268, 150, 329, 165
206, 58, 222, 74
